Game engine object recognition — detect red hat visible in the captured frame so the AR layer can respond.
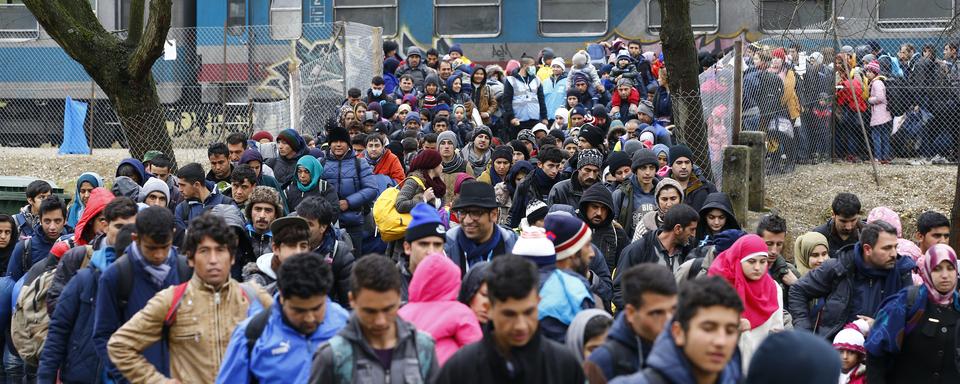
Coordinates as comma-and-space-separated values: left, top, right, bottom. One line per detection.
252, 131, 274, 142
771, 47, 786, 60
409, 149, 442, 171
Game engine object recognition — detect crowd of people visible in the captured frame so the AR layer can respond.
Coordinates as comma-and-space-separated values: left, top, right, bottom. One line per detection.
0, 39, 955, 384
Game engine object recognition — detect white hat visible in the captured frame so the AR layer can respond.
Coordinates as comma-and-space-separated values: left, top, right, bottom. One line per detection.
512, 226, 557, 267
532, 123, 549, 134
550, 57, 566, 72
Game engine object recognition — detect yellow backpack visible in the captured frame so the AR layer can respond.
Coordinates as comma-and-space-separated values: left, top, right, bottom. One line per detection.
373, 177, 426, 242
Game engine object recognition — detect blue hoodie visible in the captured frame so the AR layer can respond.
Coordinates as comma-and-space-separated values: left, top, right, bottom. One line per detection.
116, 158, 149, 186
216, 296, 349, 383
610, 324, 742, 384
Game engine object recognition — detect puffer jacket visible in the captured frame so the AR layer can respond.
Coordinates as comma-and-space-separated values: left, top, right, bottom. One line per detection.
398, 254, 483, 364
107, 276, 272, 384
547, 175, 589, 208
366, 149, 406, 184
321, 148, 377, 228
246, 225, 272, 258
580, 183, 628, 272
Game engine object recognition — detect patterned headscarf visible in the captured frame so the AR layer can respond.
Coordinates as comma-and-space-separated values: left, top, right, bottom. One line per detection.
919, 244, 958, 306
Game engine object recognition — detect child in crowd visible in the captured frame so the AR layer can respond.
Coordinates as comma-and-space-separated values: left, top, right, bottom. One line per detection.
834, 320, 869, 384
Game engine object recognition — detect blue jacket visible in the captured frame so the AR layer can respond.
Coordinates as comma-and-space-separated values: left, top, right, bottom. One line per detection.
216, 296, 349, 383
38, 266, 101, 383
609, 324, 742, 384
173, 187, 232, 230
321, 149, 377, 228
589, 312, 647, 381
443, 226, 518, 275
93, 246, 191, 383
6, 226, 69, 281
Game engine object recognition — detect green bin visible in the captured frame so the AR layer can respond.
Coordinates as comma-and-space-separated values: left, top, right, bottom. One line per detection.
0, 177, 67, 215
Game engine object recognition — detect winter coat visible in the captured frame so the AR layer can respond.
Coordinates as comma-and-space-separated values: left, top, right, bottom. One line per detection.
444, 226, 518, 276
367, 149, 406, 184
695, 192, 741, 245
46, 234, 105, 314
108, 275, 272, 384
283, 178, 338, 214
38, 266, 103, 383
472, 81, 498, 125
569, 63, 603, 89
6, 225, 64, 281
309, 315, 439, 383
173, 187, 233, 230
670, 171, 717, 212
588, 312, 649, 381
321, 149, 378, 228
398, 255, 483, 364
510, 171, 555, 227
216, 295, 349, 384
246, 226, 272, 259
266, 144, 307, 188
781, 68, 802, 120
395, 174, 436, 213
440, 162, 473, 205
813, 218, 862, 258
788, 243, 915, 339
435, 326, 585, 384
312, 228, 355, 307
608, 325, 742, 384
868, 77, 893, 126
613, 175, 658, 239
613, 230, 693, 309
547, 176, 589, 208
502, 72, 548, 123
395, 60, 437, 91
580, 183, 628, 272
543, 74, 568, 122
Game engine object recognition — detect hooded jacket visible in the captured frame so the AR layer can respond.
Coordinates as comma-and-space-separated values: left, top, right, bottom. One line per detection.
588, 312, 650, 381
633, 178, 686, 241
608, 324, 742, 384
398, 255, 483, 364
173, 184, 233, 230
312, 227, 355, 307
613, 175, 659, 239
580, 183, 628, 272
444, 225, 518, 276
547, 172, 590, 208
394, 47, 437, 90
695, 192, 741, 245
266, 129, 308, 187
239, 149, 282, 191
470, 67, 498, 125
668, 170, 717, 212
6, 223, 67, 281
73, 187, 113, 247
321, 148, 377, 228
365, 148, 406, 184
116, 158, 149, 186
216, 295, 349, 384
284, 156, 338, 214
613, 229, 693, 309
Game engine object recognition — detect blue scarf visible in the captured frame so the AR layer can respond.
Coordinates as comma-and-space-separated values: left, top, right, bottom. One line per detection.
867, 284, 960, 356
456, 226, 502, 270
67, 172, 103, 228
852, 245, 906, 314
89, 246, 117, 271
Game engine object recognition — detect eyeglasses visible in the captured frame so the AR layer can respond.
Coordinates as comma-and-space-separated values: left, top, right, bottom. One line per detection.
456, 209, 491, 220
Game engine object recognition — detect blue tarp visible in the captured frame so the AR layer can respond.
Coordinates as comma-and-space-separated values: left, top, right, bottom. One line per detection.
59, 97, 90, 155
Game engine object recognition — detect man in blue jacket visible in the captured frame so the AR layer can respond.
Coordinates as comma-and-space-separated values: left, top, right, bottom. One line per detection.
93, 206, 192, 383
38, 197, 139, 383
6, 196, 71, 281
174, 162, 233, 231
217, 252, 349, 383
322, 126, 377, 254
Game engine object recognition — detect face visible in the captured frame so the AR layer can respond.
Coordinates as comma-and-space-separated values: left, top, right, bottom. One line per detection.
40, 209, 65, 241
281, 294, 327, 335
105, 216, 135, 247
439, 139, 456, 158
919, 226, 951, 252
628, 43, 641, 56
946, 45, 957, 59
657, 153, 668, 168
675, 222, 698, 246
584, 331, 608, 359
439, 62, 452, 78
638, 164, 657, 186
401, 233, 444, 270
78, 181, 94, 205
490, 289, 539, 348
350, 288, 401, 340
931, 259, 958, 294
808, 245, 830, 270
365, 140, 384, 160
297, 167, 312, 186
231, 180, 254, 204
245, 160, 262, 177
833, 214, 860, 237
469, 282, 490, 324
177, 180, 199, 200
454, 108, 465, 121
513, 151, 525, 163
671, 307, 741, 378
425, 83, 438, 95
0, 222, 11, 249
514, 171, 528, 185
571, 242, 595, 276
898, 46, 912, 61
584, 202, 609, 227
863, 232, 899, 269
567, 96, 579, 108
493, 159, 511, 176
405, 119, 421, 131
422, 142, 437, 152
136, 233, 173, 266
570, 114, 584, 127
277, 140, 292, 157
618, 85, 632, 98
189, 236, 234, 287
458, 208, 496, 241
28, 191, 51, 213
576, 81, 588, 92
760, 230, 786, 262
250, 203, 277, 232
227, 143, 245, 162
657, 187, 681, 214
343, 112, 357, 128
564, 143, 578, 157
541, 160, 561, 179
400, 77, 413, 91
578, 165, 600, 187
839, 350, 862, 372
626, 293, 677, 341
672, 158, 691, 181
408, 54, 421, 68
741, 256, 769, 281
273, 240, 309, 263
705, 209, 727, 233
472, 70, 484, 83
474, 134, 490, 150
551, 65, 563, 76
450, 51, 461, 60
330, 141, 349, 158
145, 191, 167, 207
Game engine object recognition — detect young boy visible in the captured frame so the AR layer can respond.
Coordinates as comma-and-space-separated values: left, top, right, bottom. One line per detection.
833, 320, 869, 384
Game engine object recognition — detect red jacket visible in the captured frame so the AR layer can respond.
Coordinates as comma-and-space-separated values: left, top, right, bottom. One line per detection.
836, 78, 867, 112
369, 150, 406, 184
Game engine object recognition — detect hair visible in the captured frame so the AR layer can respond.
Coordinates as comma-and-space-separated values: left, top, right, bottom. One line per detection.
628, 40, 641, 48
400, 74, 415, 83
831, 193, 861, 218
230, 164, 257, 186
0, 214, 19, 246
350, 254, 402, 294
296, 196, 338, 226
423, 133, 438, 144
661, 204, 699, 231
176, 163, 206, 185
901, 43, 915, 53
135, 206, 174, 244
225, 132, 248, 148
116, 164, 140, 182
351, 134, 368, 148
675, 276, 744, 331
302, 134, 314, 146
948, 42, 959, 51
183, 213, 238, 258
39, 196, 67, 220
537, 147, 565, 164
207, 142, 229, 158
104, 197, 138, 222
537, 136, 555, 150
272, 220, 310, 246
583, 315, 613, 344
371, 75, 384, 86
150, 154, 172, 170
861, 221, 897, 248
487, 255, 539, 304
439, 60, 452, 69
365, 134, 384, 146
278, 252, 333, 299
917, 211, 950, 235
25, 180, 52, 200
347, 87, 362, 98
621, 264, 678, 308
114, 223, 137, 255
756, 213, 787, 235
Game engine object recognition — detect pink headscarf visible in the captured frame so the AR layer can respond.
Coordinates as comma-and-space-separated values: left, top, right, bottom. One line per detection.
919, 244, 958, 306
707, 234, 779, 329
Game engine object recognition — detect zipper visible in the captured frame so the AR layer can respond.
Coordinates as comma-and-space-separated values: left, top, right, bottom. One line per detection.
214, 289, 223, 365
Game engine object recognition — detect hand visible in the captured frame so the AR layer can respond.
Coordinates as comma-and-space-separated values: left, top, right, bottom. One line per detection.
541, 119, 549, 126
481, 112, 490, 118
422, 187, 435, 202
595, 84, 605, 93
857, 315, 875, 330
510, 118, 520, 126
782, 271, 799, 286
339, 200, 349, 212
739, 318, 751, 332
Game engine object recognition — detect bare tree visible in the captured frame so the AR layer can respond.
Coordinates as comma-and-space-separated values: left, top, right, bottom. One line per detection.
23, 0, 176, 164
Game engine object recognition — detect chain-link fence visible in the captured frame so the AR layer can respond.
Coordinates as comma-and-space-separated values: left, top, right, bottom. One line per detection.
0, 21, 381, 164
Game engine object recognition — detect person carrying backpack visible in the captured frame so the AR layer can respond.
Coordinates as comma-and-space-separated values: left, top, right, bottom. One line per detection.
108, 214, 272, 383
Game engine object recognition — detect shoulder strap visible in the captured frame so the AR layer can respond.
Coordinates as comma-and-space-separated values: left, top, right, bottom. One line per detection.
163, 282, 190, 328
404, 176, 426, 190
642, 367, 669, 384
329, 336, 355, 384
21, 238, 31, 275
353, 156, 362, 191
116, 254, 134, 309
80, 245, 94, 269
244, 306, 273, 378
687, 257, 704, 281
906, 285, 921, 312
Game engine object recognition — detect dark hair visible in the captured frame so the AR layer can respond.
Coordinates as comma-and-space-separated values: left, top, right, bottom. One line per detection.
831, 193, 861, 218
661, 204, 699, 231
487, 255, 539, 304
628, 40, 641, 48
39, 196, 67, 220
302, 134, 314, 146
351, 133, 367, 147
621, 264, 678, 308
537, 136, 555, 150
537, 147, 565, 164
400, 74, 415, 82
176, 163, 206, 185
230, 164, 257, 186
861, 221, 897, 248
423, 133, 438, 144
296, 196, 338, 225
439, 60, 452, 69
756, 213, 787, 235
278, 253, 333, 299
116, 164, 141, 183
25, 180, 52, 200
225, 132, 248, 148
675, 276, 744, 331
583, 315, 613, 344
351, 254, 402, 294
135, 206, 174, 244
917, 211, 950, 235
207, 142, 229, 158
0, 214, 19, 247
272, 220, 310, 246
114, 223, 137, 256
104, 197, 138, 222
948, 42, 959, 51
183, 213, 238, 258
371, 75, 384, 86
151, 154, 173, 170
365, 135, 384, 146
348, 88, 362, 98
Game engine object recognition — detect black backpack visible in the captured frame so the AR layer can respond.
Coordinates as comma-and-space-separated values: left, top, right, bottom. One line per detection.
242, 307, 272, 384
114, 253, 193, 309
883, 77, 912, 117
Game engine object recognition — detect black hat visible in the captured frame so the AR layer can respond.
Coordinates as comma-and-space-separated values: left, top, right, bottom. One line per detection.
492, 145, 513, 162
632, 149, 659, 171
327, 126, 350, 144
452, 182, 498, 210
579, 124, 604, 149
607, 151, 631, 173
669, 144, 694, 165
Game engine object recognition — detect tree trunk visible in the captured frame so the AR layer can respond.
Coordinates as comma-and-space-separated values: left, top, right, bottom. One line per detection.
659, 0, 713, 180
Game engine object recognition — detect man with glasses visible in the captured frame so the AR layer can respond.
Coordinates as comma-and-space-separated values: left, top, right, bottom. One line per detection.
444, 182, 517, 276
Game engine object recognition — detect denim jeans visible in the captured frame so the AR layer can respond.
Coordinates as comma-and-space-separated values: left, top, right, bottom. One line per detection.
870, 121, 892, 161
3, 348, 22, 384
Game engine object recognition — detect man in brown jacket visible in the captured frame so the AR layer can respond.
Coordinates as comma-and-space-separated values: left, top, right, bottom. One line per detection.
108, 213, 272, 384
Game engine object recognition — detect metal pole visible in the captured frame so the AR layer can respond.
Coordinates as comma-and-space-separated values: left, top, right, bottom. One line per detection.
222, 16, 228, 135
732, 39, 744, 145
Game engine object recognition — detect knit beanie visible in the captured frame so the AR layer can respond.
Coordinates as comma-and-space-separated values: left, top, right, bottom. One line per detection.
570, 105, 587, 117
617, 77, 634, 88
509, 139, 530, 160
577, 149, 604, 170
669, 144, 694, 166
406, 203, 447, 242
833, 320, 870, 355
252, 131, 274, 142
554, 107, 569, 121
404, 111, 421, 126
632, 149, 659, 171
637, 100, 654, 118
512, 226, 557, 267
277, 129, 303, 151
139, 177, 170, 204
492, 145, 513, 162
327, 126, 350, 145
623, 139, 643, 158
437, 131, 459, 146
865, 60, 881, 74
579, 124, 604, 149
522, 199, 549, 228
543, 212, 593, 261
473, 125, 493, 141
455, 175, 475, 195
245, 186, 282, 222
518, 129, 537, 146
409, 149, 442, 171
562, 137, 578, 148
550, 57, 566, 72
606, 151, 631, 173
397, 103, 412, 115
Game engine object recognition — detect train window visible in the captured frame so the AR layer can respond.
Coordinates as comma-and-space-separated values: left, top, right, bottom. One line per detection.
539, 0, 607, 36
227, 0, 245, 29
648, 0, 718, 33
0, 0, 38, 39
759, 0, 832, 32
333, 0, 398, 36
435, 0, 501, 37
270, 0, 301, 39
878, 0, 955, 29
